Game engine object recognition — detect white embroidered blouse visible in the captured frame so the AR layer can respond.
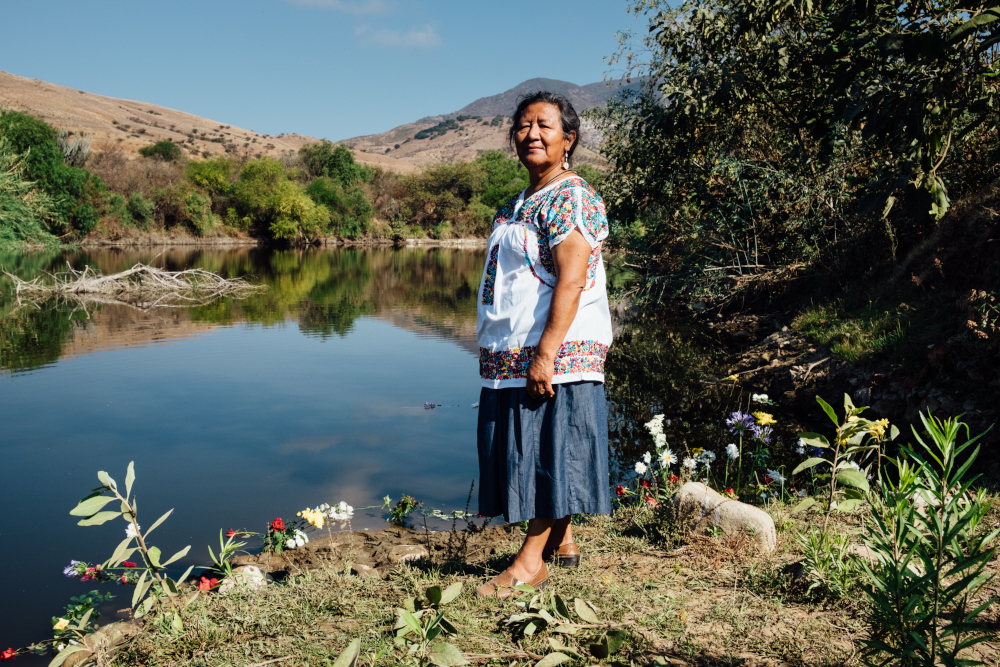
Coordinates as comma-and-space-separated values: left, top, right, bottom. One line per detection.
476, 175, 613, 389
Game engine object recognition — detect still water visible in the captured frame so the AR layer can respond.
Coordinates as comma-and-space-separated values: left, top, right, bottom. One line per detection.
0, 246, 735, 656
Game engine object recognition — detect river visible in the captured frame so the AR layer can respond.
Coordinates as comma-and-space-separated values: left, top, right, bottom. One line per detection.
0, 245, 740, 658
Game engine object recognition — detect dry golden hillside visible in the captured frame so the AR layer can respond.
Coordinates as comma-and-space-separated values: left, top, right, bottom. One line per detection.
0, 69, 416, 173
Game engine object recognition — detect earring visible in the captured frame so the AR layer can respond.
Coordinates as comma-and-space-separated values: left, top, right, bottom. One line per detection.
562, 152, 569, 170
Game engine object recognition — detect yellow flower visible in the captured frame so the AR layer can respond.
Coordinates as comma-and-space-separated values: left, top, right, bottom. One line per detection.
722, 374, 738, 382
54, 618, 69, 632
869, 418, 890, 438
847, 415, 859, 423
299, 508, 325, 529
691, 447, 703, 459
753, 411, 776, 427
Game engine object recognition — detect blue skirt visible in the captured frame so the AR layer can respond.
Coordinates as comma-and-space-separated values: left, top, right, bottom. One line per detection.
477, 381, 612, 523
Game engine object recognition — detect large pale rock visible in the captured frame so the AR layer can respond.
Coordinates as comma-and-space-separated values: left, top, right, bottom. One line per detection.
351, 563, 381, 578
673, 482, 777, 553
388, 544, 429, 564
219, 565, 271, 595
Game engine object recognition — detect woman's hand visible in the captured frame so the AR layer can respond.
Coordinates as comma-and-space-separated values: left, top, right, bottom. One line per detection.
526, 352, 555, 400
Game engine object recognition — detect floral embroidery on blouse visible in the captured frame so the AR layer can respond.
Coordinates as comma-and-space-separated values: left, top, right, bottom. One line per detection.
481, 244, 499, 305
479, 340, 609, 381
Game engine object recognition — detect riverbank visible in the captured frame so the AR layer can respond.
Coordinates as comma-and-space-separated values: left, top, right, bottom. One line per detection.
48, 498, 1000, 667
74, 234, 487, 249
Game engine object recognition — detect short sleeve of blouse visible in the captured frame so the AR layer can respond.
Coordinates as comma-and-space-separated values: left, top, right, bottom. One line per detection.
541, 180, 609, 250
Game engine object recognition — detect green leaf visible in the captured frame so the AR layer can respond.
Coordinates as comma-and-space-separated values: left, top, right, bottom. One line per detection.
553, 594, 570, 619
49, 644, 88, 667
331, 638, 361, 667
177, 564, 195, 586
144, 509, 173, 538
77, 511, 121, 526
836, 498, 864, 512
798, 433, 830, 448
949, 8, 1000, 43
817, 396, 838, 426
792, 457, 828, 475
791, 497, 817, 514
427, 641, 468, 666
162, 577, 179, 597
574, 597, 600, 623
536, 653, 572, 667
107, 536, 134, 568
125, 461, 135, 500
551, 625, 578, 634
836, 469, 870, 492
134, 596, 155, 619
69, 495, 116, 517
171, 611, 183, 632
97, 471, 117, 492
147, 547, 162, 568
132, 570, 150, 607
890, 424, 900, 441
426, 585, 442, 605
590, 635, 611, 660
439, 581, 462, 605
163, 545, 191, 566
401, 610, 421, 636
606, 630, 628, 654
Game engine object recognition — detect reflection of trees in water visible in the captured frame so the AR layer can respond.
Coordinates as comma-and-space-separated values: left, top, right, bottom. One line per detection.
0, 247, 485, 372
604, 310, 746, 483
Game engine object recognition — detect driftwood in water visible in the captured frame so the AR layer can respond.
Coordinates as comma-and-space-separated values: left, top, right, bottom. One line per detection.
4, 262, 265, 310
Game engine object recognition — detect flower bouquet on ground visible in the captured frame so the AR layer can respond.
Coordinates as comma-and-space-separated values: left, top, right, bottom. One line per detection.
263, 517, 310, 554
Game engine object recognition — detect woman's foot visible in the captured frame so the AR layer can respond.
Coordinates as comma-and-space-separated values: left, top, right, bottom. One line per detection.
475, 561, 548, 599
542, 541, 580, 568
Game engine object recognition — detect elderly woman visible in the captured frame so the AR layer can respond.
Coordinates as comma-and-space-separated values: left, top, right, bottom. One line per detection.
475, 92, 612, 598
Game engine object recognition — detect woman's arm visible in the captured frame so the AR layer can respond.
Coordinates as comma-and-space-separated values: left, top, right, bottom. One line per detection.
526, 227, 592, 399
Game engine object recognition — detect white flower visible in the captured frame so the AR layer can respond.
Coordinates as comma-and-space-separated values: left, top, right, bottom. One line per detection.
471, 402, 479, 408
644, 414, 665, 436
766, 469, 785, 485
294, 530, 309, 545
125, 523, 140, 539
841, 459, 861, 472
654, 433, 667, 448
698, 450, 716, 463
726, 443, 739, 460
643, 451, 652, 464
327, 501, 354, 521
658, 449, 677, 468
666, 419, 672, 426
634, 461, 648, 475
798, 489, 806, 497
752, 393, 769, 403
285, 539, 296, 549
683, 457, 696, 470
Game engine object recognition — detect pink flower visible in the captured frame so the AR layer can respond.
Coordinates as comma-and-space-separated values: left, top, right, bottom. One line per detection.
0, 647, 15, 660
123, 561, 136, 568
644, 496, 658, 508
121, 574, 128, 584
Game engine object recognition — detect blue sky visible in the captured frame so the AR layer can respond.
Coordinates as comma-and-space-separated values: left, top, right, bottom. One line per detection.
1, 0, 646, 141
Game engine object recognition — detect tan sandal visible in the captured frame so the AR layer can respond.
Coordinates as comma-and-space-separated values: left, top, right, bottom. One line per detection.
542, 541, 580, 568
475, 562, 548, 599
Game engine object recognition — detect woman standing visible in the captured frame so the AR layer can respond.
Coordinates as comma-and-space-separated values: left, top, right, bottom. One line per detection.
475, 92, 613, 599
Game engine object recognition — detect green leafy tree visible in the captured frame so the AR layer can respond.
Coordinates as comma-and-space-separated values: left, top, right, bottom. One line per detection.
231, 158, 330, 240
138, 140, 183, 162
186, 157, 234, 195
298, 141, 372, 184
473, 150, 529, 209
304, 177, 373, 238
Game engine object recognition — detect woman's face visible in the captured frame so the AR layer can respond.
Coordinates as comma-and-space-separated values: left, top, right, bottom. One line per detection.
514, 102, 575, 173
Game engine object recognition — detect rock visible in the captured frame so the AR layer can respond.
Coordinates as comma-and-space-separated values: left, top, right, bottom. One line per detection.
219, 565, 271, 595
388, 544, 429, 564
351, 563, 380, 578
848, 544, 878, 566
673, 482, 777, 553
963, 399, 977, 412
871, 399, 902, 419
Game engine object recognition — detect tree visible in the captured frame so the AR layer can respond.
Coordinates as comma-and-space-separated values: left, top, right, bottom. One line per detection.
298, 141, 371, 184
138, 140, 182, 162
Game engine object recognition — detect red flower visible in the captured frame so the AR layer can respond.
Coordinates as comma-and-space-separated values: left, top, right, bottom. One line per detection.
198, 576, 219, 592
726, 488, 735, 495
615, 485, 626, 497
644, 496, 658, 507
640, 479, 651, 489
270, 518, 285, 532
226, 529, 238, 538
669, 475, 679, 484
764, 476, 773, 485
123, 561, 136, 568
0, 648, 14, 660
121, 574, 128, 584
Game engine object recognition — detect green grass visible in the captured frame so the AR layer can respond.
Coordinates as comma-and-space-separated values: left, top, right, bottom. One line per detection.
792, 300, 909, 364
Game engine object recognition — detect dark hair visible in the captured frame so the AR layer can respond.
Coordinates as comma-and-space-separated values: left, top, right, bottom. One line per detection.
508, 91, 581, 162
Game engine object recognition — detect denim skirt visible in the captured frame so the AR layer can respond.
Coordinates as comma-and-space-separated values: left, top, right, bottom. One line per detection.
477, 381, 612, 523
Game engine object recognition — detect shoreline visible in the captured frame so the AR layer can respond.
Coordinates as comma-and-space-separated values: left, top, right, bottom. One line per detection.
76, 236, 488, 249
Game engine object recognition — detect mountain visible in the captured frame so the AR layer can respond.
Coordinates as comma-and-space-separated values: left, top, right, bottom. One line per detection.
449, 77, 639, 118
342, 77, 633, 168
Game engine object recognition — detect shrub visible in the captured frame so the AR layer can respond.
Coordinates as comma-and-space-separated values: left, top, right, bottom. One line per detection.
127, 193, 154, 229
87, 147, 183, 196
231, 158, 330, 239
298, 141, 371, 184
0, 137, 58, 247
138, 140, 182, 162
304, 177, 373, 238
185, 157, 233, 195
429, 221, 452, 240
56, 129, 92, 168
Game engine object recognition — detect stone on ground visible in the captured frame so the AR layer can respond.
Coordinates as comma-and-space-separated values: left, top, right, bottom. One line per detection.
673, 482, 777, 553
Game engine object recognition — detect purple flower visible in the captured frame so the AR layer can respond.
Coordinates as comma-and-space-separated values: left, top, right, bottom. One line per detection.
751, 424, 773, 444
423, 402, 436, 410
726, 411, 755, 434
63, 560, 83, 578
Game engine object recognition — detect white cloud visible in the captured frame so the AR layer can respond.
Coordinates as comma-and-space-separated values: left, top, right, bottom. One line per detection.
355, 24, 442, 48
286, 0, 393, 15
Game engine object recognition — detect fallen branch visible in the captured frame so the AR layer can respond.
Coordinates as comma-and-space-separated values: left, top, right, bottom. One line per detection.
3, 262, 265, 310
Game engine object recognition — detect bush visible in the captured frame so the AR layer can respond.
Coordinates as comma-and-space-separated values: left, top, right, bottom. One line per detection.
138, 141, 182, 162
304, 177, 373, 238
127, 193, 154, 229
231, 158, 330, 240
298, 141, 371, 184
87, 146, 183, 196
0, 137, 58, 247
429, 221, 452, 240
186, 157, 233, 195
